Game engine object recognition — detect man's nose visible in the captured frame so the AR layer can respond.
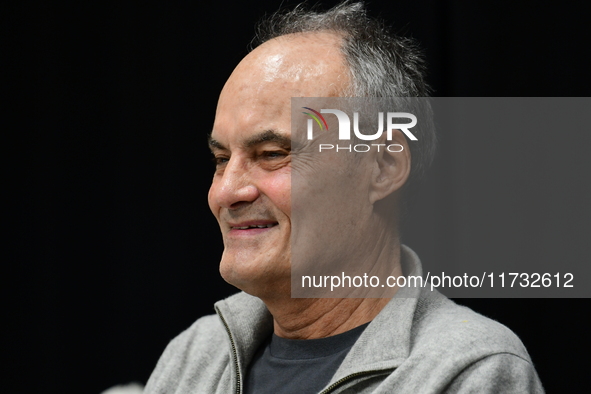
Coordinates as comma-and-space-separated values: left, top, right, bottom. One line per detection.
213, 159, 260, 209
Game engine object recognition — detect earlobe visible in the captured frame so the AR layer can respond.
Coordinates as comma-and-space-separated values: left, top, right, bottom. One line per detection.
369, 130, 411, 204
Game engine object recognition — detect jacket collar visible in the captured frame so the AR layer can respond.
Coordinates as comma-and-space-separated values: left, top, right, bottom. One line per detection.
214, 291, 272, 379
214, 245, 424, 382
331, 245, 422, 381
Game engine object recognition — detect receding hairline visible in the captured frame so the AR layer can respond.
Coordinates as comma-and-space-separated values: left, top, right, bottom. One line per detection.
252, 29, 350, 70
259, 29, 347, 46
260, 30, 353, 94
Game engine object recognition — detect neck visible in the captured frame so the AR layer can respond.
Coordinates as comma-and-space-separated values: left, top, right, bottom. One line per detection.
253, 214, 402, 339
264, 237, 402, 339
268, 297, 391, 339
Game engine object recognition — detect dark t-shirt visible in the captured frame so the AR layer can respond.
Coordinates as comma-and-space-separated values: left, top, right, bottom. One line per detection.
244, 323, 369, 394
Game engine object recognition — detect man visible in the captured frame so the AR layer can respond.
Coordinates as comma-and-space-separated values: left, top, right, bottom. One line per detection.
145, 2, 543, 393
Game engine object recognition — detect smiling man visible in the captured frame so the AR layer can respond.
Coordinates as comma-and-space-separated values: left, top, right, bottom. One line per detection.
145, 2, 543, 393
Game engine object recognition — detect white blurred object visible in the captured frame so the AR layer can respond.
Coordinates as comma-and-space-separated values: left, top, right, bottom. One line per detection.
100, 382, 144, 394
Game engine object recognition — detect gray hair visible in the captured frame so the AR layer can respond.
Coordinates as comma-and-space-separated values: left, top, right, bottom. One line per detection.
253, 1, 436, 180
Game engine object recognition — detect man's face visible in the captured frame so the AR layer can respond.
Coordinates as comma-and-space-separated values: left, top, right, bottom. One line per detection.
208, 33, 351, 297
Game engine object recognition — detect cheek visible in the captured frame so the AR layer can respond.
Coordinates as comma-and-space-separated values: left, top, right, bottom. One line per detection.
207, 180, 220, 217
261, 171, 291, 217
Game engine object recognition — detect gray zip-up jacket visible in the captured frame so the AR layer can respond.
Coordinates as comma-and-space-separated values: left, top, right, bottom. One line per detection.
145, 247, 544, 393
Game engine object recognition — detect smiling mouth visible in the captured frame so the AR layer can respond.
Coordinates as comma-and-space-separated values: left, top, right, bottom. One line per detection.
230, 223, 278, 230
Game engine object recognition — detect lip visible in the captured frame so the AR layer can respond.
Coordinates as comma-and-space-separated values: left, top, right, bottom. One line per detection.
227, 220, 279, 236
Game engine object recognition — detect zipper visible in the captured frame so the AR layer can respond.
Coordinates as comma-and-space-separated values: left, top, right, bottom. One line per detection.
319, 369, 393, 394
217, 305, 391, 394
217, 309, 241, 394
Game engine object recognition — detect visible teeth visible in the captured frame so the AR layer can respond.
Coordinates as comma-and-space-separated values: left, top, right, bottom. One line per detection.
233, 224, 275, 229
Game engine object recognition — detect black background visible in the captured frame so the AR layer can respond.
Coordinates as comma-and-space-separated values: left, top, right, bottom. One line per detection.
7, 0, 590, 393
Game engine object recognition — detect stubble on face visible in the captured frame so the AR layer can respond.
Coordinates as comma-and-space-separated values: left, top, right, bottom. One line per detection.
209, 32, 351, 299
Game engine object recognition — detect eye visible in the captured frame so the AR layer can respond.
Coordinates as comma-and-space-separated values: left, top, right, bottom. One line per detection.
261, 151, 287, 159
212, 155, 229, 166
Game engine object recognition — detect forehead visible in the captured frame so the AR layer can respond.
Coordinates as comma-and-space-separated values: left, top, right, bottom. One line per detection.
212, 32, 350, 143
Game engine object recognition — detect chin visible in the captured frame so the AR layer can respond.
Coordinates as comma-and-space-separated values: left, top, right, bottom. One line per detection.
219, 257, 290, 299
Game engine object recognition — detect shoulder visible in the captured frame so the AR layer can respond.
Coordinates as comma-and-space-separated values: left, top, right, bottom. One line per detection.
166, 314, 229, 360
152, 290, 262, 364
401, 290, 544, 392
144, 313, 232, 393
412, 291, 530, 361
144, 291, 271, 394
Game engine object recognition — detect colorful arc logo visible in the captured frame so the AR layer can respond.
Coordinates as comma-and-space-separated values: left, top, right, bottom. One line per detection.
302, 107, 329, 130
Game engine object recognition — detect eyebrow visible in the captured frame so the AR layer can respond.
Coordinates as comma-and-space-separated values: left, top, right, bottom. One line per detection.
208, 135, 225, 151
208, 130, 291, 151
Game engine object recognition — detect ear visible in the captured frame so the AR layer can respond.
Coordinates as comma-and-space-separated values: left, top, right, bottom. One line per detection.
368, 130, 411, 204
